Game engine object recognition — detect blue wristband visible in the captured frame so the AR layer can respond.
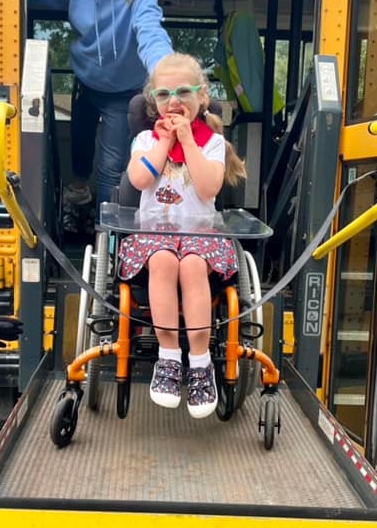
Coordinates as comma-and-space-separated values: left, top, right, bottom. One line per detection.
140, 156, 159, 178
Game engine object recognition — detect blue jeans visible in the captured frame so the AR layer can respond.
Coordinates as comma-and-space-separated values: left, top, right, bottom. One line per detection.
71, 78, 140, 221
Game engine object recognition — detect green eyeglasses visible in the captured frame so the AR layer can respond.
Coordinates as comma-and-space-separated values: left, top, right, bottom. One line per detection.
151, 84, 202, 105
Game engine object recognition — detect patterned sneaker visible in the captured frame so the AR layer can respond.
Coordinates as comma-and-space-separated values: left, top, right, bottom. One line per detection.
150, 359, 182, 408
63, 184, 92, 205
187, 363, 218, 419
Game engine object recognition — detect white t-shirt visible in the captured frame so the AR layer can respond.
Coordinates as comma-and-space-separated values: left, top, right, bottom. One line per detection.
132, 130, 225, 221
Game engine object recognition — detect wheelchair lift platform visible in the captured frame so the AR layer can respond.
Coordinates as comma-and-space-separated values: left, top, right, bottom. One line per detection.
1, 205, 377, 522
0, 375, 364, 508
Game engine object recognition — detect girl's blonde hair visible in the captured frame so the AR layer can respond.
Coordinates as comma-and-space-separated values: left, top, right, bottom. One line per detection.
144, 52, 247, 187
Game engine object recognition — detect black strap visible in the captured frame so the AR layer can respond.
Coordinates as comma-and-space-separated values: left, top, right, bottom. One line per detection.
13, 179, 125, 320
10, 171, 372, 330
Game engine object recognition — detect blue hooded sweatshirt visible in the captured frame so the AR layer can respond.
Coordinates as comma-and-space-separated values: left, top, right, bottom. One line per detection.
70, 0, 173, 92
30, 0, 173, 93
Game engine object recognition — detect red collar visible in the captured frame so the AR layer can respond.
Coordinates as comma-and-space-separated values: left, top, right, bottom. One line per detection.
152, 117, 214, 163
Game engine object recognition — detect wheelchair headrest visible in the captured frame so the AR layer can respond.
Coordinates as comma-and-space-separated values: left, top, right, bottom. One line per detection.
127, 93, 223, 137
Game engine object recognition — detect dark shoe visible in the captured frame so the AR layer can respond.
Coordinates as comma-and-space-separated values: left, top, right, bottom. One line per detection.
63, 184, 92, 205
187, 363, 218, 419
150, 359, 182, 408
62, 201, 80, 233
62, 199, 95, 235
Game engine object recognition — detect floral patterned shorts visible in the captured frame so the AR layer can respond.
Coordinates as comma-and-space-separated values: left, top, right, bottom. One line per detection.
118, 234, 238, 281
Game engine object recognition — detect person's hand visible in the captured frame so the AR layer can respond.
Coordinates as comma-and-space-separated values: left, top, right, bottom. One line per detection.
153, 117, 176, 149
0, 316, 23, 347
167, 106, 193, 145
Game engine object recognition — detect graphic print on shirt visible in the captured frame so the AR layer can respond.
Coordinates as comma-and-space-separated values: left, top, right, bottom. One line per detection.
155, 163, 189, 206
155, 184, 183, 204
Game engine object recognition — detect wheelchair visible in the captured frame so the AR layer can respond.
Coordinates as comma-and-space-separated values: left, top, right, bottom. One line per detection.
50, 96, 281, 450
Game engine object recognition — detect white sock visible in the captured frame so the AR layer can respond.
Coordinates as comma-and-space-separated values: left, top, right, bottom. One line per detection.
189, 350, 211, 369
159, 347, 182, 363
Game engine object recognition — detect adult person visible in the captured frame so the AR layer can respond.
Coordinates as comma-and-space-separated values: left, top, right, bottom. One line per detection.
29, 0, 173, 234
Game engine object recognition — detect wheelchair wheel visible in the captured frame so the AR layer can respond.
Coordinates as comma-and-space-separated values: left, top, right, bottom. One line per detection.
215, 240, 252, 419
86, 231, 109, 410
215, 371, 235, 421
76, 243, 93, 357
50, 394, 78, 448
244, 250, 263, 395
233, 240, 252, 410
117, 377, 131, 419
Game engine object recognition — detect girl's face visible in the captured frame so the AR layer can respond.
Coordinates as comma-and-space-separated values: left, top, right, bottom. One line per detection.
152, 69, 206, 121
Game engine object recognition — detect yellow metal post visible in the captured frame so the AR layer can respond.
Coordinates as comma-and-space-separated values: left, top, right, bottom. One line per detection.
0, 103, 37, 248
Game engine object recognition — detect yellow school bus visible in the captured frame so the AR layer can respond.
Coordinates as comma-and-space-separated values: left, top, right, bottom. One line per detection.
0, 0, 377, 525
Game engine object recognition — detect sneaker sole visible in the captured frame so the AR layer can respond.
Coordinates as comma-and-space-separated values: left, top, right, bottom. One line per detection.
150, 389, 181, 409
64, 197, 93, 206
187, 396, 218, 419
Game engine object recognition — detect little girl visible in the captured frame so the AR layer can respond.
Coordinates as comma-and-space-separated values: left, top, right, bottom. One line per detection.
119, 52, 246, 419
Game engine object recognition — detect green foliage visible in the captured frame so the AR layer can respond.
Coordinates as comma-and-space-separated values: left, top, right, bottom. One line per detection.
34, 20, 312, 104
34, 20, 76, 93
168, 27, 218, 72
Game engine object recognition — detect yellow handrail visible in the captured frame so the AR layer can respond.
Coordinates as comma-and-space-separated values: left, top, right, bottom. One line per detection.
312, 203, 377, 259
368, 120, 377, 135
0, 102, 37, 248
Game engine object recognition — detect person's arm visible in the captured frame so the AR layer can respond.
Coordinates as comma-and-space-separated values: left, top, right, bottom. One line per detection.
130, 0, 173, 74
127, 122, 175, 190
128, 144, 169, 191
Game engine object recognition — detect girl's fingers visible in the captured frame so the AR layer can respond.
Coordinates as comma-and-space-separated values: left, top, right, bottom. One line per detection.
181, 105, 190, 118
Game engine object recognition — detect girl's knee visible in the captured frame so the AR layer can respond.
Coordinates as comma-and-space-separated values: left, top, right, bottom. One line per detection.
149, 250, 179, 274
180, 254, 208, 274
179, 255, 209, 285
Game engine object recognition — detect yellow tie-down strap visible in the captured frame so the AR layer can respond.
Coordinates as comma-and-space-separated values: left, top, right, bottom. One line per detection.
0, 510, 376, 527
0, 102, 37, 249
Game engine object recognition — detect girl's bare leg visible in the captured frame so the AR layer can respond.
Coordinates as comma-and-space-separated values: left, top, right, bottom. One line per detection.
148, 250, 182, 409
179, 254, 218, 418
148, 249, 180, 348
179, 254, 211, 354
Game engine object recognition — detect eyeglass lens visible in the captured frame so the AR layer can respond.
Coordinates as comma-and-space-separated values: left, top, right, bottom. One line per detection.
153, 86, 200, 103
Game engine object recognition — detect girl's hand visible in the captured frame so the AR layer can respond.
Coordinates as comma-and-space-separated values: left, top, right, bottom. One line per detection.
154, 117, 176, 149
166, 106, 194, 145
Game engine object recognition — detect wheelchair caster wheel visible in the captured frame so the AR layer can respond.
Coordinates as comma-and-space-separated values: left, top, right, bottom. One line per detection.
258, 392, 280, 450
50, 393, 79, 448
263, 400, 275, 450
